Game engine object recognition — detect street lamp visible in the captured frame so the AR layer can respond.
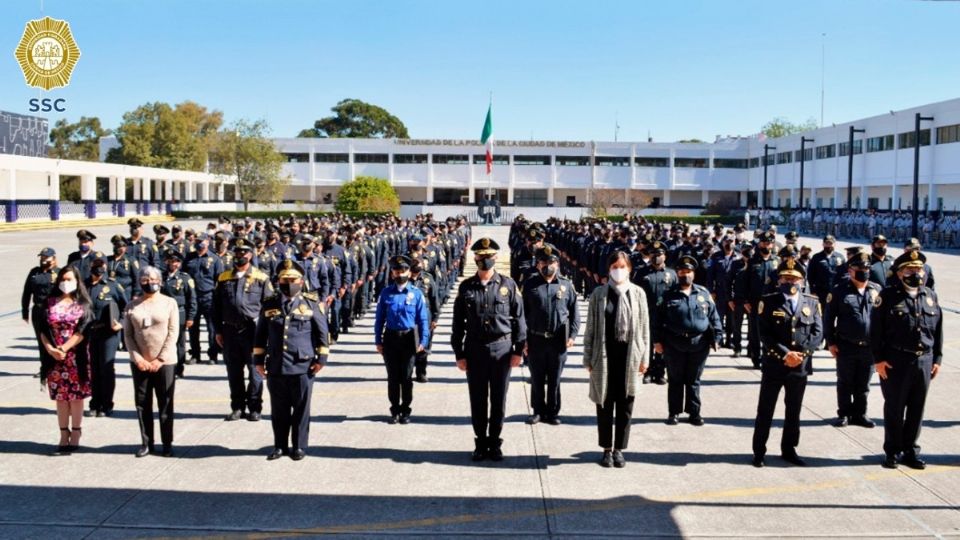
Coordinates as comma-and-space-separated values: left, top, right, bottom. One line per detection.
762, 144, 776, 210
799, 136, 814, 211
847, 126, 864, 210
912, 112, 934, 238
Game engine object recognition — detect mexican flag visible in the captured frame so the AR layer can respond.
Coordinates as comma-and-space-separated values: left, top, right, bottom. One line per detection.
480, 103, 493, 174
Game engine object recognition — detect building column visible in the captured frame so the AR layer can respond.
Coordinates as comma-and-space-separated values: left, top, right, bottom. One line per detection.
833, 186, 840, 209
701, 190, 710, 207
662, 189, 672, 207
789, 188, 797, 209
5, 168, 17, 222
507, 157, 515, 205
141, 178, 152, 215
49, 172, 61, 221
467, 159, 476, 204
426, 153, 434, 204
80, 174, 97, 218
202, 181, 211, 202
548, 155, 557, 207
309, 151, 317, 203
928, 182, 938, 211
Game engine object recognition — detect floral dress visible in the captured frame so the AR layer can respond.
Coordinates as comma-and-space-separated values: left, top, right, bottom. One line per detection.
44, 297, 92, 401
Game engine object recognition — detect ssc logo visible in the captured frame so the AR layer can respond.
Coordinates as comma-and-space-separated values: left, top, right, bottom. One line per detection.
14, 16, 81, 91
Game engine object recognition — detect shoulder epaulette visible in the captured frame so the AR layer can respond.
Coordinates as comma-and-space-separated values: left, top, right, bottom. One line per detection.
217, 269, 235, 282
302, 291, 320, 302
250, 268, 269, 281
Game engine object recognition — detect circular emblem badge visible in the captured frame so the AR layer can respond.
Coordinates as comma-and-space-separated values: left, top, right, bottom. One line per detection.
14, 16, 81, 90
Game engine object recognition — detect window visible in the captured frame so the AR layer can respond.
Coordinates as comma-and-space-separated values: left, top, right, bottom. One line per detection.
866, 135, 894, 153
815, 144, 836, 159
937, 124, 960, 145
748, 157, 760, 168
793, 148, 812, 162
714, 158, 747, 169
674, 157, 708, 168
393, 154, 427, 164
556, 155, 590, 166
838, 140, 863, 156
514, 189, 548, 206
762, 154, 775, 166
635, 157, 669, 167
898, 129, 931, 149
472, 154, 510, 165
776, 151, 792, 165
314, 153, 349, 163
433, 188, 468, 204
513, 155, 551, 165
867, 197, 879, 210
432, 154, 469, 164
283, 153, 309, 163
354, 153, 388, 163
595, 156, 630, 167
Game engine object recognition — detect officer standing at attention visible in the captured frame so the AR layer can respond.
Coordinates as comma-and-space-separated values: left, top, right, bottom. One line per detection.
126, 218, 158, 270
374, 255, 431, 424
410, 257, 439, 383
254, 259, 329, 461
654, 255, 722, 426
22, 247, 60, 378
637, 241, 676, 385
108, 235, 140, 300
161, 250, 197, 379
213, 239, 274, 422
522, 243, 579, 425
67, 229, 105, 281
451, 237, 527, 462
824, 252, 880, 428
84, 258, 126, 417
752, 259, 823, 468
185, 235, 224, 365
871, 251, 942, 470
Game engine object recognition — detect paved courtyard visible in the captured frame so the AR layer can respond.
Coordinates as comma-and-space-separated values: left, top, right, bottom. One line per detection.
0, 222, 958, 538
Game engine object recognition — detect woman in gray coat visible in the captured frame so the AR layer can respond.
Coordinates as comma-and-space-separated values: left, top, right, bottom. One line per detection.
583, 251, 650, 468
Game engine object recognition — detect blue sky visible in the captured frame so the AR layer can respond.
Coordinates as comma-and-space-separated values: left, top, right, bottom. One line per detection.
3, 0, 958, 142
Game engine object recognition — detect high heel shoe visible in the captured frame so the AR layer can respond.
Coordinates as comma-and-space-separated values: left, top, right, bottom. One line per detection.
67, 427, 81, 452
57, 428, 71, 453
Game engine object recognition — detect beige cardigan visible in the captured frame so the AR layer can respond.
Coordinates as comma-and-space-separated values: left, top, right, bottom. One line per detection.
582, 282, 650, 404
123, 294, 180, 365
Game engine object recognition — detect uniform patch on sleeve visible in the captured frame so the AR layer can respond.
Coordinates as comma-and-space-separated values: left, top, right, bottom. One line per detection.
757, 301, 764, 314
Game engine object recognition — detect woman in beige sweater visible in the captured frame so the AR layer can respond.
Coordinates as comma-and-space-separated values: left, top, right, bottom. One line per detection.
124, 265, 180, 458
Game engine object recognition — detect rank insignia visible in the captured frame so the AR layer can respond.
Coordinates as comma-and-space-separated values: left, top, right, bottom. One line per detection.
499, 286, 509, 296
801, 306, 811, 316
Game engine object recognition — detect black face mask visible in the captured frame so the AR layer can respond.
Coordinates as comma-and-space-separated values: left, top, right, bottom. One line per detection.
476, 257, 495, 271
394, 274, 410, 285
540, 265, 557, 278
113, 247, 125, 256
823, 246, 834, 254
758, 247, 771, 256
91, 266, 105, 277
902, 274, 922, 288
678, 274, 694, 287
779, 282, 799, 296
873, 247, 887, 257
41, 260, 53, 268
234, 255, 250, 268
279, 282, 302, 297
142, 282, 161, 294
853, 270, 869, 282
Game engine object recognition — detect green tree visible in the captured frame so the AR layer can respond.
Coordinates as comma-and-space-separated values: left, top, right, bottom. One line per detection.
678, 138, 705, 143
335, 176, 399, 213
106, 101, 223, 170
761, 117, 819, 139
49, 116, 110, 161
209, 119, 290, 211
298, 98, 409, 138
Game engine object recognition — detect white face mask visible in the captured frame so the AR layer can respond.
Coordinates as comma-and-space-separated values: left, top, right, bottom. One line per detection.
609, 268, 629, 284
59, 280, 77, 294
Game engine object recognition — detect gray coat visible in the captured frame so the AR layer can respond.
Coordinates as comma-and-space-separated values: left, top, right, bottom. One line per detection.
583, 282, 650, 405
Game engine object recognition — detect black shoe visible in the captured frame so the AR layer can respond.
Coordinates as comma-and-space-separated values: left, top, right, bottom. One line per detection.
247, 412, 261, 422
96, 410, 105, 418
83, 409, 95, 418
488, 439, 504, 462
135, 445, 153, 458
600, 450, 613, 468
526, 414, 541, 425
900, 455, 926, 470
642, 375, 652, 384
102, 409, 114, 418
833, 416, 849, 427
665, 415, 678, 425
732, 350, 741, 358
546, 416, 561, 426
654, 377, 667, 386
471, 439, 487, 462
781, 452, 807, 466
57, 428, 71, 454
398, 414, 410, 425
225, 410, 244, 421
850, 416, 876, 428
415, 375, 428, 383
612, 450, 626, 468
752, 455, 765, 468
689, 415, 705, 426
291, 449, 306, 461
881, 455, 899, 469
175, 372, 184, 379
267, 448, 286, 461
389, 415, 399, 424
186, 357, 198, 365
162, 445, 173, 457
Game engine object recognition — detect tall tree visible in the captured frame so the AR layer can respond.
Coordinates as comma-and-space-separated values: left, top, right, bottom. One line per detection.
106, 101, 223, 170
334, 176, 399, 213
48, 116, 110, 161
761, 117, 819, 139
298, 98, 409, 138
209, 119, 290, 211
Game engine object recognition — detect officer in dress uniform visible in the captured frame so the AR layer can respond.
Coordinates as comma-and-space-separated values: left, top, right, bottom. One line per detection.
374, 255, 431, 424
637, 241, 676, 384
213, 238, 274, 421
22, 247, 60, 378
522, 244, 579, 425
84, 258, 126, 417
254, 259, 330, 461
410, 256, 439, 383
655, 255, 722, 426
871, 251, 943, 470
807, 235, 845, 309
67, 229, 105, 281
742, 232, 779, 369
752, 258, 823, 468
824, 252, 880, 428
161, 249, 197, 379
126, 218, 158, 269
185, 235, 224, 364
867, 235, 894, 287
108, 235, 140, 300
451, 237, 527, 462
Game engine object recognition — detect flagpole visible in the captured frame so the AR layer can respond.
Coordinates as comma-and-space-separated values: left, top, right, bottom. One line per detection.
488, 92, 493, 203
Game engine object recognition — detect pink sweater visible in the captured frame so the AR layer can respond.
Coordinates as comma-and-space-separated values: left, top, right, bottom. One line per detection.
123, 295, 180, 365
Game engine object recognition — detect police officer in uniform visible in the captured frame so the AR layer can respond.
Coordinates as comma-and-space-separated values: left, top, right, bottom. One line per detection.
185, 235, 224, 364
161, 250, 197, 379
742, 232, 779, 369
108, 235, 140, 300
824, 252, 880, 428
522, 244, 579, 425
67, 229, 105, 281
451, 238, 527, 461
84, 258, 126, 417
22, 247, 60, 378
410, 257, 439, 383
213, 239, 274, 421
752, 259, 823, 467
126, 218, 158, 269
867, 235, 894, 287
654, 255, 722, 426
871, 251, 942, 470
254, 259, 329, 461
637, 241, 675, 384
374, 255, 431, 424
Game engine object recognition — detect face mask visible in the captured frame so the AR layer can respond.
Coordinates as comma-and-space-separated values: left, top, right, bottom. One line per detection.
41, 259, 53, 268
142, 282, 161, 294
91, 266, 106, 277
653, 255, 666, 266
678, 274, 694, 287
234, 255, 250, 267
394, 274, 410, 285
59, 280, 77, 294
823, 246, 834, 254
873, 247, 886, 257
477, 257, 495, 271
853, 270, 869, 282
902, 274, 922, 288
779, 282, 799, 296
609, 268, 629, 284
79, 244, 90, 253
129, 227, 139, 235
540, 265, 558, 278
758, 247, 771, 256
301, 242, 313, 252
113, 246, 125, 256
279, 282, 302, 297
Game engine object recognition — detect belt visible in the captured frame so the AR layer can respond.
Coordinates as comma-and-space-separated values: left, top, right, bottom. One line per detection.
223, 320, 253, 329
839, 337, 869, 347
669, 330, 702, 339
891, 346, 927, 357
468, 334, 510, 345
530, 330, 560, 338
384, 328, 413, 337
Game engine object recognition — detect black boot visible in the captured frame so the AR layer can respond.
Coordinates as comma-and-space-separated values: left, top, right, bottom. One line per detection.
471, 438, 487, 461
488, 438, 504, 461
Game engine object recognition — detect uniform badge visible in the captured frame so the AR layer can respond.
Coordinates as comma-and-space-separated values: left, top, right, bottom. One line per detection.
874, 295, 882, 308
801, 306, 811, 316
406, 291, 415, 304
758, 301, 764, 314
499, 286, 509, 297
265, 308, 281, 318
826, 293, 832, 304
697, 295, 705, 303
664, 274, 670, 283
926, 297, 934, 307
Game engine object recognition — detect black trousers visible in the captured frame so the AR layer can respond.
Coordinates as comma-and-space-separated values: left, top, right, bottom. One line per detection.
189, 294, 218, 361
132, 363, 175, 447
730, 305, 745, 353
880, 357, 931, 458
383, 331, 416, 416
340, 289, 354, 330
31, 305, 52, 377
747, 311, 761, 366
646, 347, 666, 379
597, 395, 635, 450
752, 372, 807, 458
267, 373, 312, 451
836, 345, 874, 418
664, 345, 709, 416
415, 330, 434, 378
716, 299, 732, 345
89, 330, 120, 413
527, 334, 568, 418
222, 320, 263, 413
174, 316, 187, 377
466, 339, 513, 441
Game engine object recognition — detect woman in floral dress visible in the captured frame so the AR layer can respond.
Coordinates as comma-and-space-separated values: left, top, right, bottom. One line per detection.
39, 266, 93, 453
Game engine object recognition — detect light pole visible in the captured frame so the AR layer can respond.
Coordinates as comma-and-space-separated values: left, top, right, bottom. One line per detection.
762, 144, 776, 211
912, 112, 934, 238
799, 136, 814, 211
847, 126, 864, 210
